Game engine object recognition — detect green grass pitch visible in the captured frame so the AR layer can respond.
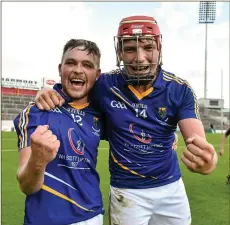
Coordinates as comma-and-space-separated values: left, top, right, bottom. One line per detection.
2, 132, 229, 225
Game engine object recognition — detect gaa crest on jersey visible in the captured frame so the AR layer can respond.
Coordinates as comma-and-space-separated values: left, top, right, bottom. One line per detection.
92, 117, 100, 136
158, 107, 167, 119
93, 117, 99, 130
68, 128, 85, 155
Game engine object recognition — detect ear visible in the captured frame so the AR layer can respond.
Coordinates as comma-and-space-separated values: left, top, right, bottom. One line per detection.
96, 69, 101, 80
58, 64, 62, 77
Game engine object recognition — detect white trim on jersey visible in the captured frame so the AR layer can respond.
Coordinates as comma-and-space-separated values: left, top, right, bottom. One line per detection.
45, 172, 79, 192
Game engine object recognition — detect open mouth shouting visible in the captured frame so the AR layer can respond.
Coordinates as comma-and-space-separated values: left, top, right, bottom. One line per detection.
131, 66, 150, 73
70, 78, 86, 88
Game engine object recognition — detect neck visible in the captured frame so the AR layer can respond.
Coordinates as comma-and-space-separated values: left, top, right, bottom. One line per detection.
61, 88, 89, 105
72, 96, 89, 106
132, 83, 153, 93
132, 74, 158, 93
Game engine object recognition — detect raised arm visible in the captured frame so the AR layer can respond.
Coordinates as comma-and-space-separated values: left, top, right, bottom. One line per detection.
179, 118, 217, 175
17, 125, 60, 195
14, 105, 60, 195
176, 81, 217, 175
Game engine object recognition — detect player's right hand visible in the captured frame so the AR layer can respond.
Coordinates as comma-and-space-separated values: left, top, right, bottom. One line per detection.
35, 88, 65, 110
30, 125, 60, 165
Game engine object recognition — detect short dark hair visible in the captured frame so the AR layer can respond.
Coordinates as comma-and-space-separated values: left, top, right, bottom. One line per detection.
62, 39, 101, 66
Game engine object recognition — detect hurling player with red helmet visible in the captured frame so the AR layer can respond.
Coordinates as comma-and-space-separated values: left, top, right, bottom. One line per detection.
34, 16, 218, 225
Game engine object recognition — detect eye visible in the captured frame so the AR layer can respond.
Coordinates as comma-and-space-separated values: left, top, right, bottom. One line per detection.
65, 61, 75, 66
145, 46, 156, 51
83, 62, 94, 69
145, 46, 153, 51
124, 47, 136, 53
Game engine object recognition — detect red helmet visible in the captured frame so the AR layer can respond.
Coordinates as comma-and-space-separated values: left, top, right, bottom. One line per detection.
117, 16, 161, 49
114, 16, 162, 85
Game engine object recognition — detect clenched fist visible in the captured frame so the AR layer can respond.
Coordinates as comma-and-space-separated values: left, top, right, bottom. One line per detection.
181, 134, 217, 175
30, 125, 60, 165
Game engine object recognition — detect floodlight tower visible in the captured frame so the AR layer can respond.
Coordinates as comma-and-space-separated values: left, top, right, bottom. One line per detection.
199, 1, 216, 99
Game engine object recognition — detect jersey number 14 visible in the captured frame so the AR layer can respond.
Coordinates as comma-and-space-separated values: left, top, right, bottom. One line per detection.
134, 109, 147, 119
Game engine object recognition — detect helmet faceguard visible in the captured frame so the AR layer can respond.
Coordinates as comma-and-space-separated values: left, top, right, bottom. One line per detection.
114, 16, 162, 86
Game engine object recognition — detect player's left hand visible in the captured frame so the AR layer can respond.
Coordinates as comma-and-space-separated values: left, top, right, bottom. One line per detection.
181, 134, 217, 175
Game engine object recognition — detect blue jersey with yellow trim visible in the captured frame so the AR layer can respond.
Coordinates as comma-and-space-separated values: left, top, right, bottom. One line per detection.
91, 68, 200, 189
14, 88, 104, 225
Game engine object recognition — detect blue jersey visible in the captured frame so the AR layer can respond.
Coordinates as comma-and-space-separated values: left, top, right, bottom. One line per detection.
91, 68, 200, 189
14, 87, 104, 225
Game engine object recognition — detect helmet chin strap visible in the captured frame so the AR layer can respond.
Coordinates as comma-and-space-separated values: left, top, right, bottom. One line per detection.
122, 72, 156, 86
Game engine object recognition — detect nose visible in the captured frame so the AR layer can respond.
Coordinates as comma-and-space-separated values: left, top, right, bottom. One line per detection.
72, 64, 83, 74
135, 48, 146, 63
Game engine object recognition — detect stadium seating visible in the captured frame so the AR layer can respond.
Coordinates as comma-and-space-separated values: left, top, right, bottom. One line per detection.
2, 93, 36, 120
199, 106, 229, 131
